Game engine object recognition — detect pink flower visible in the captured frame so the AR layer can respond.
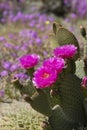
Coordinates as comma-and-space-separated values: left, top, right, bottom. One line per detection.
53, 45, 77, 59
81, 76, 87, 87
20, 54, 40, 69
32, 66, 58, 89
43, 57, 65, 74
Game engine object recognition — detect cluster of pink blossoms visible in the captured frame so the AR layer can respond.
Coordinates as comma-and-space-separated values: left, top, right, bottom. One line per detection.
33, 44, 77, 89
32, 57, 65, 89
19, 54, 40, 69
81, 76, 87, 88
53, 44, 77, 59
19, 44, 77, 89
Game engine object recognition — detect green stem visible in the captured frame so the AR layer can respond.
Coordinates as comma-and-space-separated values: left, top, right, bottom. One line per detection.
27, 68, 34, 80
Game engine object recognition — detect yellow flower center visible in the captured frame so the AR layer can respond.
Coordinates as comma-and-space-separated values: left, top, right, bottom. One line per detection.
45, 20, 50, 25
42, 73, 50, 79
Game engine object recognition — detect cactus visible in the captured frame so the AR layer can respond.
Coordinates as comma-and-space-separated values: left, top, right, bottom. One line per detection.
12, 24, 87, 130
75, 59, 86, 78
53, 23, 80, 61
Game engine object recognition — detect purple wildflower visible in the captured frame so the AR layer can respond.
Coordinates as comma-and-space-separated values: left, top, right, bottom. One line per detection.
0, 70, 8, 77
31, 31, 37, 39
1, 18, 5, 23
20, 54, 40, 69
10, 64, 19, 72
0, 90, 5, 97
53, 44, 77, 59
70, 13, 77, 19
0, 36, 6, 42
2, 61, 11, 69
8, 33, 17, 40
36, 38, 42, 45
14, 73, 29, 80
43, 57, 65, 74
29, 22, 35, 28
32, 66, 58, 89
4, 42, 15, 49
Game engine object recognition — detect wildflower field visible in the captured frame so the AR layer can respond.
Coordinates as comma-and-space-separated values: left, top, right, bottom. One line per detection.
0, 0, 87, 130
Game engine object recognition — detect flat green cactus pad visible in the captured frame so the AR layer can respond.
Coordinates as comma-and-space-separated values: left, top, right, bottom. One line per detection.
53, 23, 80, 60
59, 74, 87, 124
82, 87, 87, 99
49, 105, 75, 130
56, 27, 79, 47
75, 59, 86, 79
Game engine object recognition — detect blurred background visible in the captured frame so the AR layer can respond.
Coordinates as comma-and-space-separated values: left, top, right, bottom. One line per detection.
0, 0, 87, 130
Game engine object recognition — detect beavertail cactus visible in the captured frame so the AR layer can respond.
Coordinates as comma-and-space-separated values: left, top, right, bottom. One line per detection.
13, 24, 87, 130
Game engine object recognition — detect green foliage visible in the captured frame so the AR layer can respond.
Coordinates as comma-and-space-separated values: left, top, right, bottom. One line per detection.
29, 89, 52, 116
0, 108, 45, 130
49, 105, 75, 130
81, 87, 87, 99
59, 74, 86, 124
53, 23, 80, 60
53, 23, 79, 46
13, 79, 52, 117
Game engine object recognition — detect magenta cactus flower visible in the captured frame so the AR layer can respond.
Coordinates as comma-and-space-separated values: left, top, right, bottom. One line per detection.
81, 76, 87, 87
32, 66, 58, 89
20, 54, 40, 69
53, 44, 77, 59
43, 57, 65, 74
